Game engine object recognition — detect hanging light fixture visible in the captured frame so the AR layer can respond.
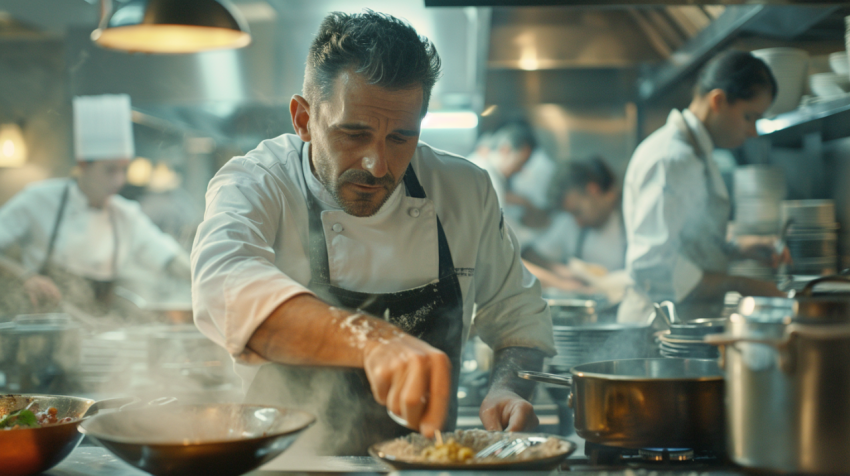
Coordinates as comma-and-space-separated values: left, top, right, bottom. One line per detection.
0, 123, 27, 168
91, 0, 251, 54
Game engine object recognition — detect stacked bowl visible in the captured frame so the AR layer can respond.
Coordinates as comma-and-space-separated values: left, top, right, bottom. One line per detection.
751, 48, 809, 116
782, 200, 838, 276
810, 72, 850, 99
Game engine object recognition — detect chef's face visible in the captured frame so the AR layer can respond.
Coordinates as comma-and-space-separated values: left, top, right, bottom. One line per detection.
562, 184, 615, 228
707, 89, 773, 149
78, 159, 130, 200
295, 72, 423, 217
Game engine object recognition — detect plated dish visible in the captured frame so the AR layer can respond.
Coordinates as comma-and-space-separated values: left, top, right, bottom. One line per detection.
369, 429, 576, 470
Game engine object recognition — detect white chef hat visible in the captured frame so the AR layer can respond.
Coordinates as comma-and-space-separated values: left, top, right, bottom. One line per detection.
73, 94, 135, 161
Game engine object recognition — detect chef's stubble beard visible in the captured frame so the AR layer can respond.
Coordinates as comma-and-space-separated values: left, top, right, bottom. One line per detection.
313, 144, 400, 218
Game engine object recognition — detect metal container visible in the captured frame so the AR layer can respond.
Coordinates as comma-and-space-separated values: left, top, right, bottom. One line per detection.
547, 299, 597, 326
0, 314, 82, 393
707, 278, 850, 473
520, 358, 724, 450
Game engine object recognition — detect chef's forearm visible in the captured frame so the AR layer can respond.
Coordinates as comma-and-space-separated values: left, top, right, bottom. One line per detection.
488, 346, 545, 400
686, 272, 783, 301
246, 294, 403, 368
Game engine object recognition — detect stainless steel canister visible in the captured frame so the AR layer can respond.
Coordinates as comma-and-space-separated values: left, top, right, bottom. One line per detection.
707, 293, 850, 473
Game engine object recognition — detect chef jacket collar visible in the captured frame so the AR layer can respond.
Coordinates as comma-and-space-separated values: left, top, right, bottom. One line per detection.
68, 179, 113, 212
679, 109, 714, 160
300, 141, 405, 221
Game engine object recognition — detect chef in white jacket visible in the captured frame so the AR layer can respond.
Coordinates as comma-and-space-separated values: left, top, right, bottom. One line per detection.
619, 51, 786, 323
191, 11, 555, 455
0, 94, 189, 316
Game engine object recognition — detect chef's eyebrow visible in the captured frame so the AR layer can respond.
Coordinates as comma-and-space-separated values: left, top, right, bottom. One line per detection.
334, 123, 419, 137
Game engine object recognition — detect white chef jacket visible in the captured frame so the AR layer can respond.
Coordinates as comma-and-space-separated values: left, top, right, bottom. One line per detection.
191, 134, 556, 385
510, 148, 556, 210
0, 178, 182, 280
618, 109, 731, 322
530, 209, 626, 273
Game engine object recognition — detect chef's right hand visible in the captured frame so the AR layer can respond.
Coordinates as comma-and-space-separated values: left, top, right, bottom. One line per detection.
363, 333, 451, 438
23, 274, 62, 310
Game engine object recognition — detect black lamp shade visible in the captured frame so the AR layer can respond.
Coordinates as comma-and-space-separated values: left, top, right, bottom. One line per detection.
92, 0, 251, 54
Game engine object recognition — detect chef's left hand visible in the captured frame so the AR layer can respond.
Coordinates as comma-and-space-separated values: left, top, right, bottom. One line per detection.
479, 388, 538, 432
734, 235, 791, 268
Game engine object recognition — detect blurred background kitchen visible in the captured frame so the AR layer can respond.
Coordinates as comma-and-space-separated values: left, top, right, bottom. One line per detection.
2, 0, 850, 434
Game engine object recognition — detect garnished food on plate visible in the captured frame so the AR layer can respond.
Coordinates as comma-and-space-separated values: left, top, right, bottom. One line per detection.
372, 429, 573, 467
421, 436, 475, 463
0, 407, 77, 430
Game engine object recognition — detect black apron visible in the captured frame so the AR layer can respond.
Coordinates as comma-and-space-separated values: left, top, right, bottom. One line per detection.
246, 165, 465, 456
41, 181, 119, 316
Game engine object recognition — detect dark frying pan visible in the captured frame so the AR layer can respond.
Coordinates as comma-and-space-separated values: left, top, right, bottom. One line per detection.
79, 403, 316, 476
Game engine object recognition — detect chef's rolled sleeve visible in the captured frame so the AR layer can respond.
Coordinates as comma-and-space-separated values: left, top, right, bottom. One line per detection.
626, 155, 705, 303
470, 179, 556, 357
191, 159, 315, 364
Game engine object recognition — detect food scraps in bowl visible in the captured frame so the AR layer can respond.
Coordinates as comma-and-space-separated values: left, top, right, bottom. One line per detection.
372, 429, 573, 466
0, 406, 78, 430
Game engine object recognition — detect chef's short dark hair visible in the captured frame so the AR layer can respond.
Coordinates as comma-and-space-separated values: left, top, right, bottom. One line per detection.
695, 50, 777, 103
494, 120, 537, 152
549, 156, 616, 208
304, 10, 441, 117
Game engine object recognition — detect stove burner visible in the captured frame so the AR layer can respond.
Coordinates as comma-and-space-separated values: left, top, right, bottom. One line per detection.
639, 448, 695, 462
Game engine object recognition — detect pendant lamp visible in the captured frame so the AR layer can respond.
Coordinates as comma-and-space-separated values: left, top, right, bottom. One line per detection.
91, 0, 251, 54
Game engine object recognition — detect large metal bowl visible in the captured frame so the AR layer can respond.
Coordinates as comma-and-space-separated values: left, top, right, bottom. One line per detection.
79, 403, 315, 476
0, 394, 96, 476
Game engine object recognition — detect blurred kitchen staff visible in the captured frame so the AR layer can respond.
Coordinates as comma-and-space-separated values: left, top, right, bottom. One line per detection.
619, 51, 787, 323
192, 11, 555, 456
524, 156, 626, 292
0, 94, 190, 316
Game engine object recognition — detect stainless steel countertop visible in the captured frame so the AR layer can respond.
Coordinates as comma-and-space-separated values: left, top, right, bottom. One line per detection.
48, 446, 746, 476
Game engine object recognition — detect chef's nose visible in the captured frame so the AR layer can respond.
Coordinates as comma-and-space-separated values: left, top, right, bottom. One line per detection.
362, 144, 388, 177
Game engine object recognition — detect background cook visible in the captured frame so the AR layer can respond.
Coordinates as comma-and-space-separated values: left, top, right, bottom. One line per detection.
191, 10, 555, 456
619, 50, 788, 323
0, 94, 189, 317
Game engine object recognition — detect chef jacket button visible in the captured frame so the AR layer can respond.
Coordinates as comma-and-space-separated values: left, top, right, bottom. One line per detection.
332, 223, 343, 233
409, 208, 421, 218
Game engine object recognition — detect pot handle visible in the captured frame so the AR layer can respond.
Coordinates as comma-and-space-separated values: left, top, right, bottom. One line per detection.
795, 274, 850, 297
517, 370, 572, 387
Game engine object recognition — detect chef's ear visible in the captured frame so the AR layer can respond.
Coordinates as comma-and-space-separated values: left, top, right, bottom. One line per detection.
290, 95, 312, 142
707, 89, 728, 113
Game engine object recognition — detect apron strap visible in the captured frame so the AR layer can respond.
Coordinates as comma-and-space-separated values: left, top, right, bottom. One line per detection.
40, 182, 71, 275
307, 165, 456, 286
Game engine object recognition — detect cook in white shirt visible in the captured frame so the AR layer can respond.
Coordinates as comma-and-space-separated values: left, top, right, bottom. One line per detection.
618, 51, 787, 323
0, 95, 189, 315
524, 156, 626, 292
191, 11, 554, 455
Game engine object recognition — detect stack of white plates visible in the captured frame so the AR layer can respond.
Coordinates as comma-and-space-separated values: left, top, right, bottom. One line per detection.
734, 165, 786, 235
810, 72, 850, 99
751, 48, 809, 116
829, 51, 849, 76
781, 200, 839, 276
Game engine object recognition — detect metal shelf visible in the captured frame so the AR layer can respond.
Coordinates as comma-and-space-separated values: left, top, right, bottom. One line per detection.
757, 96, 850, 148
638, 5, 842, 102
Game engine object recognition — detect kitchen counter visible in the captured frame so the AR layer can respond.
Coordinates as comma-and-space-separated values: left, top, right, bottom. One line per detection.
47, 446, 746, 476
